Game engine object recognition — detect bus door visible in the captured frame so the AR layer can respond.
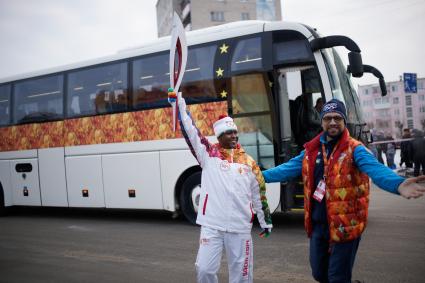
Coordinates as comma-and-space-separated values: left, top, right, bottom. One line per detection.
275, 65, 325, 210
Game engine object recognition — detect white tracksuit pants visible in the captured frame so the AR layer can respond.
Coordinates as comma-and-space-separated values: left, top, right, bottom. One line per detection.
195, 226, 253, 283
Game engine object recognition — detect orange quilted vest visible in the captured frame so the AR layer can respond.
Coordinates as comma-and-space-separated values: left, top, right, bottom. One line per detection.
302, 129, 370, 243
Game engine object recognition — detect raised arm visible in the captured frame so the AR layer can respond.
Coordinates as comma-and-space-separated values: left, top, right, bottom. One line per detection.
177, 94, 212, 168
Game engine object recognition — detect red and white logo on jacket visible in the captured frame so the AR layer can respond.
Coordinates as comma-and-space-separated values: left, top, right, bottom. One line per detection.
220, 160, 230, 171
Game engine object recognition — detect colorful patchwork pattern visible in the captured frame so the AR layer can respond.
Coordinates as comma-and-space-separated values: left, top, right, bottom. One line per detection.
302, 129, 370, 243
0, 101, 227, 151
0, 121, 64, 151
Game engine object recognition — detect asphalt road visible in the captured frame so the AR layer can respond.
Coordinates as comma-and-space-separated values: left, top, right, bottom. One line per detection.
0, 185, 424, 283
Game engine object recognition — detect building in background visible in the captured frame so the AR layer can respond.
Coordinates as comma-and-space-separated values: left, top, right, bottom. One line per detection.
156, 0, 282, 37
358, 76, 425, 138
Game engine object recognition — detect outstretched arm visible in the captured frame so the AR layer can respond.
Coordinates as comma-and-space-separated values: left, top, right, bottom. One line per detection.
354, 145, 404, 194
397, 176, 425, 199
262, 151, 304, 183
354, 145, 425, 198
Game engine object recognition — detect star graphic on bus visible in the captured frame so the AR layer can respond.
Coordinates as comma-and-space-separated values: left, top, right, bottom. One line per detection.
216, 67, 224, 77
219, 43, 229, 54
220, 90, 228, 98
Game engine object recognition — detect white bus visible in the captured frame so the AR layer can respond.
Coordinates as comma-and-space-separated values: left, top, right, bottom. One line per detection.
0, 20, 383, 223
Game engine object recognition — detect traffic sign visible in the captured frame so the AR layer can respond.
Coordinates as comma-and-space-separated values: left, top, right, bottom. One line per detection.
404, 73, 417, 93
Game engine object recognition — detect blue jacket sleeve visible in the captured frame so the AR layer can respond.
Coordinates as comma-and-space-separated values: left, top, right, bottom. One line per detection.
354, 145, 405, 194
262, 151, 304, 183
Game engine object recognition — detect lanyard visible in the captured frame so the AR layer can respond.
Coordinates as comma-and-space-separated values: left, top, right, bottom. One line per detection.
321, 140, 340, 180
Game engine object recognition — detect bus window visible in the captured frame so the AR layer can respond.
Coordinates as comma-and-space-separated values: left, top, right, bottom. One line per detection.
321, 49, 347, 106
132, 53, 169, 110
13, 75, 64, 124
112, 89, 128, 112
273, 40, 313, 64
231, 73, 275, 169
272, 30, 315, 66
0, 84, 11, 126
67, 62, 128, 117
231, 37, 262, 72
322, 48, 363, 135
232, 74, 269, 114
331, 49, 363, 123
180, 44, 219, 103
325, 48, 365, 139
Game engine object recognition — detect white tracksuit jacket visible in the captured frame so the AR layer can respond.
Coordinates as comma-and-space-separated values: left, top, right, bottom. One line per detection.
178, 98, 272, 234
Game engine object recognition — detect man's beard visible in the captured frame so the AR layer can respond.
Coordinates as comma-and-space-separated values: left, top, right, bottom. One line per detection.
326, 127, 343, 139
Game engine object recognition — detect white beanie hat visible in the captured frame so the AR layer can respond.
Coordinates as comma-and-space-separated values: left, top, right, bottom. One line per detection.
213, 115, 238, 137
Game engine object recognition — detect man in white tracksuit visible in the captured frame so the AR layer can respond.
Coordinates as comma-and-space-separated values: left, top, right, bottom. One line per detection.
174, 92, 273, 283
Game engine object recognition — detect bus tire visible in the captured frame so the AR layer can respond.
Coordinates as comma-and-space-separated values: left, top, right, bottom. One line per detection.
179, 171, 202, 225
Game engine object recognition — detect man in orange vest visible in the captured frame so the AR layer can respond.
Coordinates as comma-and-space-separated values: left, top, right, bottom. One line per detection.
263, 99, 425, 283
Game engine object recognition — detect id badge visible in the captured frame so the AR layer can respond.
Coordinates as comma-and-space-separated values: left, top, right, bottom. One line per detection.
313, 179, 326, 202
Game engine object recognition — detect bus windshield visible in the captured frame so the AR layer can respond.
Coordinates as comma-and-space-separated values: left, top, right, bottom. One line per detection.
322, 48, 364, 125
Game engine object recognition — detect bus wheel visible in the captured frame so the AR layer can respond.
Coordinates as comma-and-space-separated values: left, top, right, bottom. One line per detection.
180, 171, 201, 225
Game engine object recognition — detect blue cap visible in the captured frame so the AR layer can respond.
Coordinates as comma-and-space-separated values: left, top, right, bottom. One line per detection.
320, 99, 347, 123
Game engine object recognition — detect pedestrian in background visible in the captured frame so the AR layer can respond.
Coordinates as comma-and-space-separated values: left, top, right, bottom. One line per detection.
262, 99, 425, 283
385, 134, 396, 169
400, 128, 413, 168
411, 129, 425, 176
375, 131, 385, 164
368, 129, 378, 159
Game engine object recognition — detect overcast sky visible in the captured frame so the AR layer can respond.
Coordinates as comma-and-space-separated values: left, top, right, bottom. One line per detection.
0, 0, 424, 87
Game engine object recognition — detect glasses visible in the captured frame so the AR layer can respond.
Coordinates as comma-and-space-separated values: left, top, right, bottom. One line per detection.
322, 115, 344, 123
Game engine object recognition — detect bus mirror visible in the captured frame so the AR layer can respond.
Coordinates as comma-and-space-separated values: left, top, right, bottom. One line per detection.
310, 35, 363, 77
310, 36, 361, 53
348, 52, 363, 77
348, 64, 387, 96
378, 78, 387, 96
